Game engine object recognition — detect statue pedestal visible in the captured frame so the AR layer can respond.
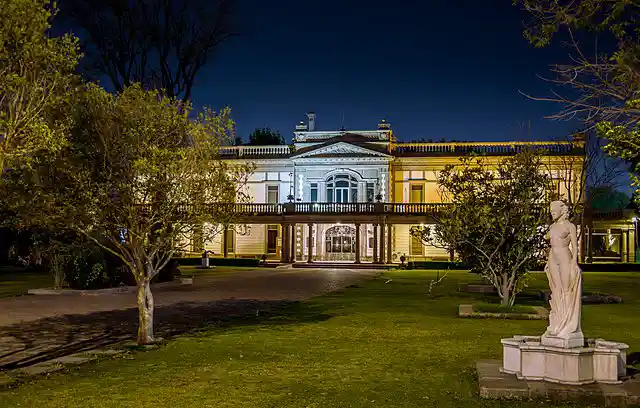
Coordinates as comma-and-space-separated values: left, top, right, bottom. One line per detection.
501, 336, 628, 385
541, 332, 584, 349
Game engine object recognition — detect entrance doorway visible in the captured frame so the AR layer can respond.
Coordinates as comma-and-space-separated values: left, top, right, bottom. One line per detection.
325, 225, 356, 261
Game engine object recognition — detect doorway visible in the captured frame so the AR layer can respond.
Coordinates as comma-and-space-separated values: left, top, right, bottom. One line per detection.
325, 225, 356, 261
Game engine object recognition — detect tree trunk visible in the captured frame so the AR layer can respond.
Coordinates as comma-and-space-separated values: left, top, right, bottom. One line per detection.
51, 252, 65, 289
500, 279, 514, 306
136, 278, 155, 345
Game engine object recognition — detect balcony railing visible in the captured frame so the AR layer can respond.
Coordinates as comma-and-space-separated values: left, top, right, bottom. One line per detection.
219, 145, 292, 158
171, 202, 449, 216
392, 141, 584, 156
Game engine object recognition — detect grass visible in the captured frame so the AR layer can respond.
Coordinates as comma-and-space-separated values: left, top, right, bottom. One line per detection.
0, 266, 52, 298
472, 303, 538, 314
1, 270, 639, 408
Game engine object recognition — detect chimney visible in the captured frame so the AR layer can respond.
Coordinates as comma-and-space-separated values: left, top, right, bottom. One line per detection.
307, 112, 316, 132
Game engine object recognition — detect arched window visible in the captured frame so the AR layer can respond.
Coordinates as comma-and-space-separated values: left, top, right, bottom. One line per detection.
326, 175, 358, 203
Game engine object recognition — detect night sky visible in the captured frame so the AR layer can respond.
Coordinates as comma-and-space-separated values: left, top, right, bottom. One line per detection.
189, 0, 580, 143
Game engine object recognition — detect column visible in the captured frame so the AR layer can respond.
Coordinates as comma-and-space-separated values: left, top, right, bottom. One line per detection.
587, 225, 593, 263
379, 222, 386, 264
355, 223, 361, 264
307, 223, 314, 263
373, 223, 378, 263
386, 224, 393, 264
222, 225, 229, 258
291, 223, 297, 263
280, 223, 289, 263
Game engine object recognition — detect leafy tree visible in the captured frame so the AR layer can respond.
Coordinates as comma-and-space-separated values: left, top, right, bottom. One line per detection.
59, 0, 236, 102
411, 151, 552, 306
0, 0, 81, 172
515, 0, 640, 201
589, 185, 630, 210
247, 127, 285, 145
22, 83, 253, 344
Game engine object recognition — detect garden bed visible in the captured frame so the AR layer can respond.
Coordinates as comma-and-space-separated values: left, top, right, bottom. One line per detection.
458, 303, 548, 320
27, 280, 181, 296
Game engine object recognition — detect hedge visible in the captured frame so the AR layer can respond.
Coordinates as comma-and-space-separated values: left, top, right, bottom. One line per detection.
173, 257, 261, 267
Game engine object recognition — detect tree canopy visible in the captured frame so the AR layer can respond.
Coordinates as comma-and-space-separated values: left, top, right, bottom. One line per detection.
59, 0, 236, 101
247, 127, 285, 145
0, 0, 81, 172
515, 0, 640, 202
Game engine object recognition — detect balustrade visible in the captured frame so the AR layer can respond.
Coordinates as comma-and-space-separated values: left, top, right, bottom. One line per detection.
219, 145, 292, 158
393, 141, 582, 156
139, 202, 451, 216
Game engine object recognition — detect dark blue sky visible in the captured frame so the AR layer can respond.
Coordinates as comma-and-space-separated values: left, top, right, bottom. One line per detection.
189, 0, 579, 143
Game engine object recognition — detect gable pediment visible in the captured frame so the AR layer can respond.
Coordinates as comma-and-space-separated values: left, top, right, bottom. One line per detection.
292, 141, 392, 160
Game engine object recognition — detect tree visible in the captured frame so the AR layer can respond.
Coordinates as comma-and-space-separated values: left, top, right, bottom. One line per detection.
515, 0, 640, 201
411, 151, 552, 306
247, 127, 285, 145
23, 83, 253, 344
589, 185, 630, 210
60, 0, 236, 102
0, 0, 81, 172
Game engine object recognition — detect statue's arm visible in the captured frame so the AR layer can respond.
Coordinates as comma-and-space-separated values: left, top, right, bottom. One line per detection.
569, 223, 578, 263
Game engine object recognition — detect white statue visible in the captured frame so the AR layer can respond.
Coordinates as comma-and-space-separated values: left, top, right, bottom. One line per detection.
542, 200, 584, 348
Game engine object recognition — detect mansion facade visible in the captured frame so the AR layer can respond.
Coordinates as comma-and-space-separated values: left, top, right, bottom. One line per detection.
194, 113, 636, 264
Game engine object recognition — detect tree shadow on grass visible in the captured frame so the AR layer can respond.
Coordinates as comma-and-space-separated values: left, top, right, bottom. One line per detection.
0, 298, 334, 371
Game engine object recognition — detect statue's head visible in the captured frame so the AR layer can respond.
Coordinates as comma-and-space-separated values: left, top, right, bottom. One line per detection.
550, 200, 569, 222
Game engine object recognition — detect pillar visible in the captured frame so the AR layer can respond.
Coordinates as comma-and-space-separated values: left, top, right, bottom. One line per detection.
355, 223, 361, 264
386, 224, 393, 264
291, 223, 297, 263
372, 223, 378, 263
587, 225, 594, 263
281, 223, 289, 263
379, 223, 386, 264
307, 223, 313, 263
223, 225, 229, 258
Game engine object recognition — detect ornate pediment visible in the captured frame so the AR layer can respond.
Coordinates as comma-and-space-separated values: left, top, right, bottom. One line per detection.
291, 142, 392, 160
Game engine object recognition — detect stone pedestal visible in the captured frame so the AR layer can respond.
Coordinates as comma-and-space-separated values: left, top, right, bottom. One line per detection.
541, 332, 584, 349
501, 336, 628, 385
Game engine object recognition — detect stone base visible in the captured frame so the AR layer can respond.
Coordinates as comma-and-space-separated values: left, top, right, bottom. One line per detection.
501, 335, 629, 385
478, 360, 640, 407
541, 331, 585, 348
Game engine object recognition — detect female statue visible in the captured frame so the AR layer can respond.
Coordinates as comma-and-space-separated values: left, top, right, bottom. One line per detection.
542, 200, 584, 348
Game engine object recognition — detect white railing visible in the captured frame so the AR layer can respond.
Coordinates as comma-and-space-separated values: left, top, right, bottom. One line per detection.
219, 145, 292, 157
393, 141, 582, 155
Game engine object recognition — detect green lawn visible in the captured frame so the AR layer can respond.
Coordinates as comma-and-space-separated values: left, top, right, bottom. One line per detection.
1, 270, 639, 408
0, 266, 52, 298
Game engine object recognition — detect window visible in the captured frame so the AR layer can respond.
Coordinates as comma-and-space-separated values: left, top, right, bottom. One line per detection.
267, 185, 279, 203
410, 184, 424, 203
366, 183, 375, 202
326, 175, 358, 203
310, 183, 318, 202
266, 225, 278, 254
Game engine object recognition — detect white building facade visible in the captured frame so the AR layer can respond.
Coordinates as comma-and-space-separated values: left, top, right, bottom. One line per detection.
196, 113, 587, 263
